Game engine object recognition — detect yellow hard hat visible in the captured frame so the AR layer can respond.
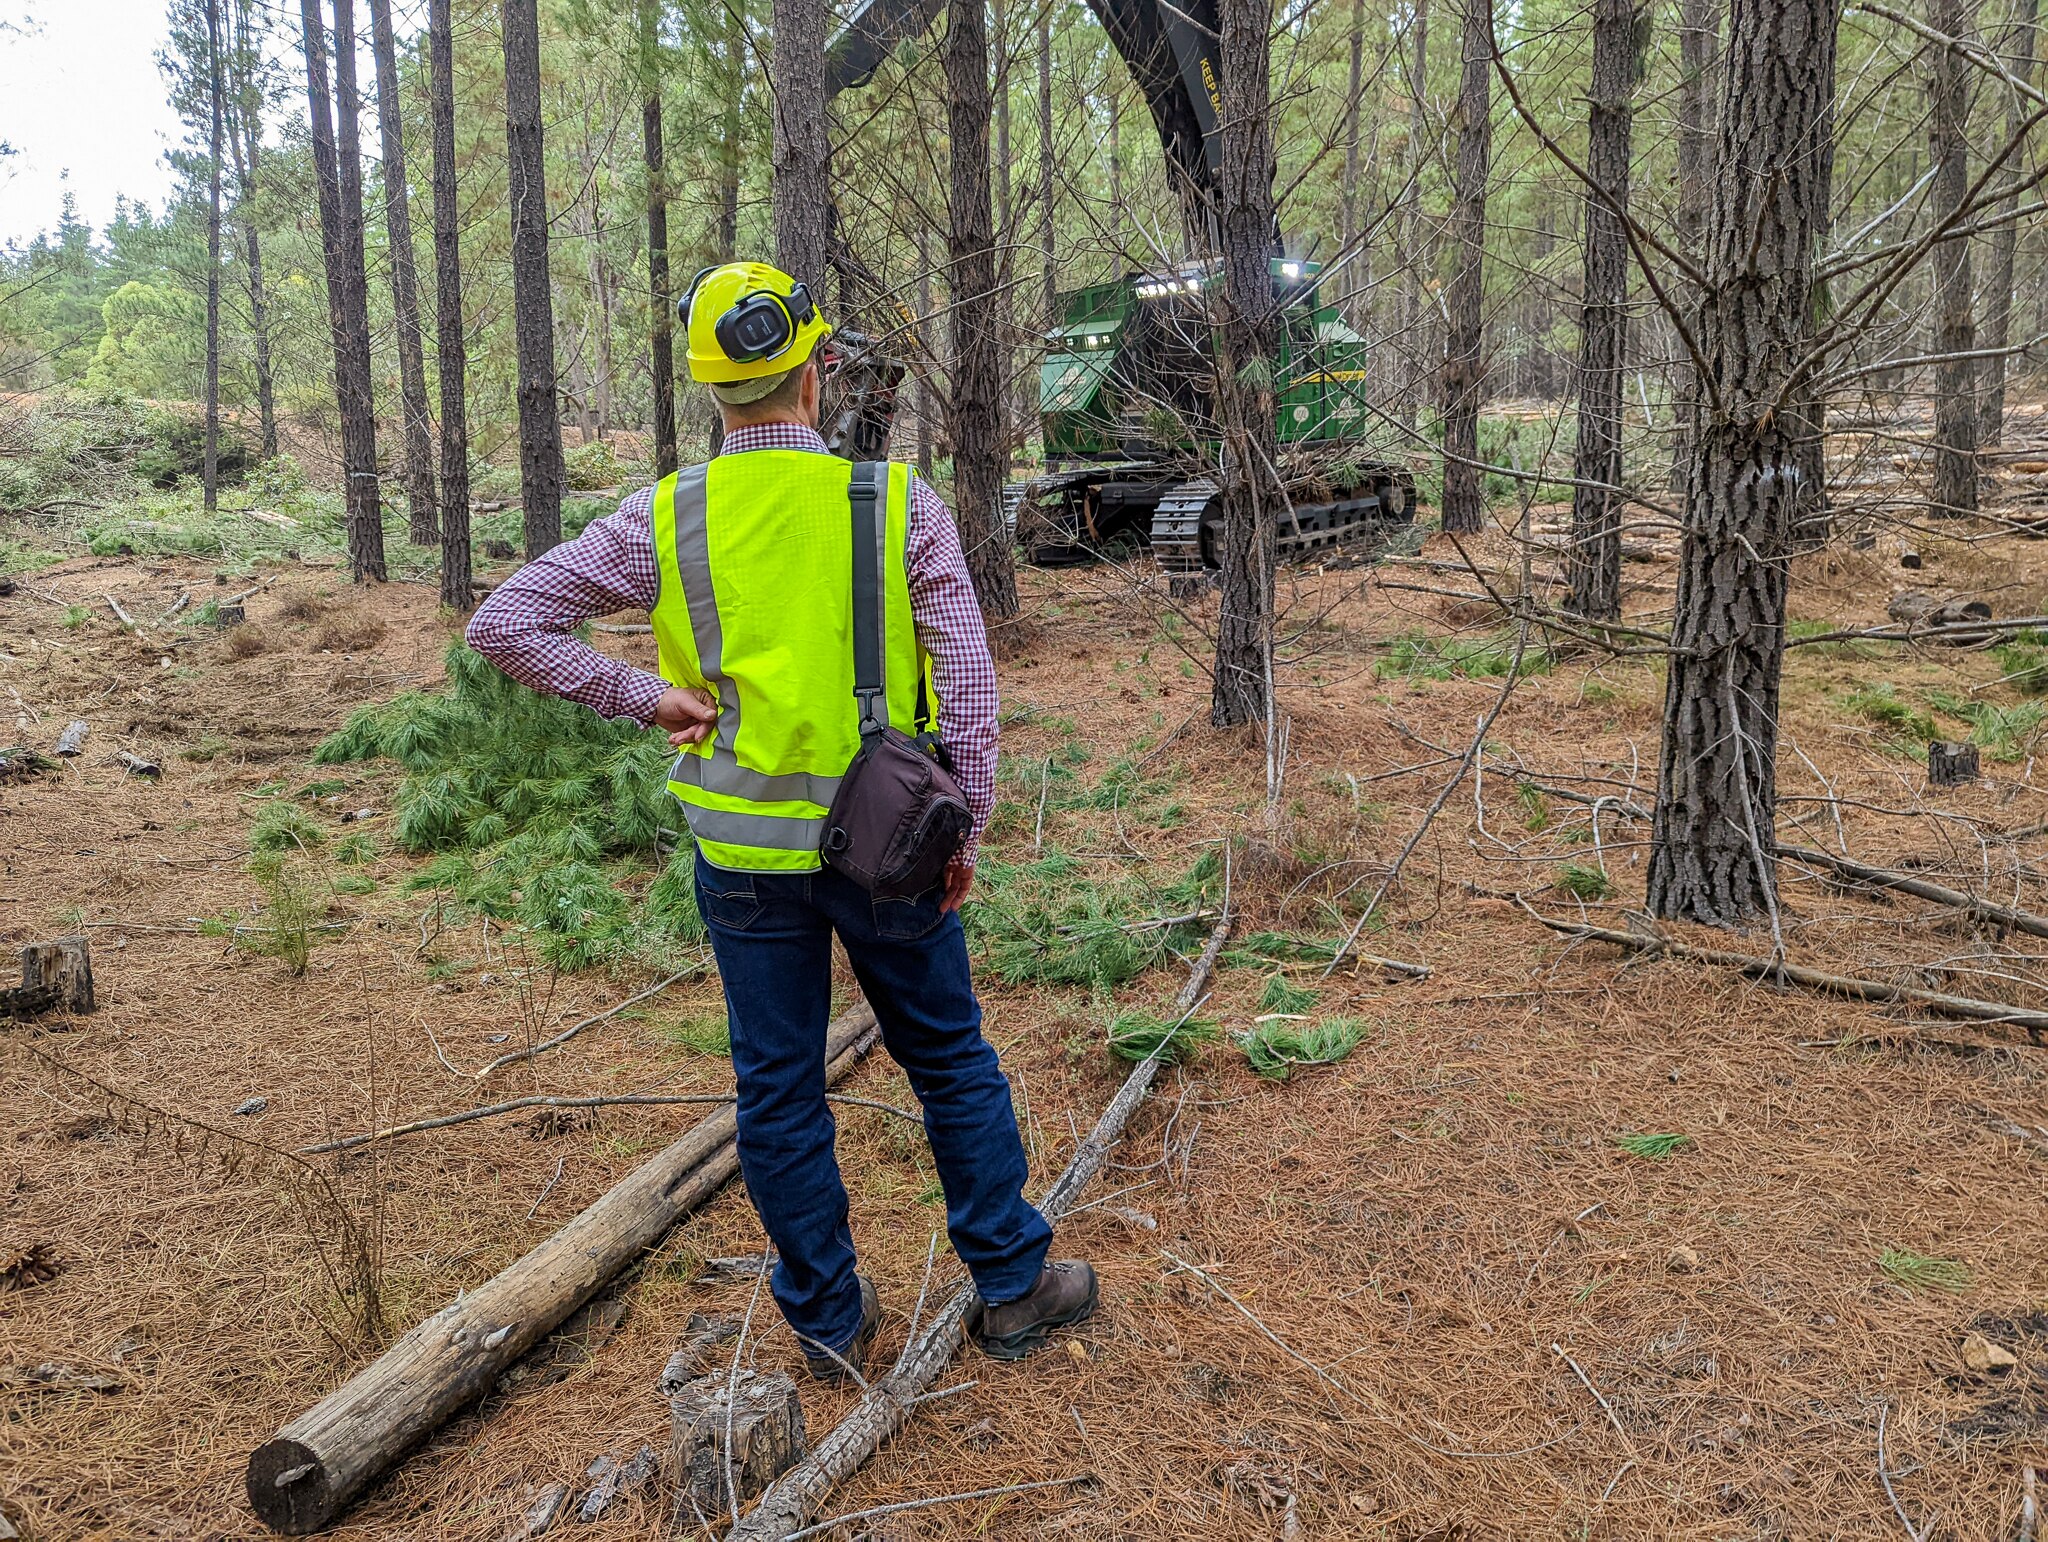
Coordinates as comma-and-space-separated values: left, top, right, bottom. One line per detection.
681, 261, 833, 387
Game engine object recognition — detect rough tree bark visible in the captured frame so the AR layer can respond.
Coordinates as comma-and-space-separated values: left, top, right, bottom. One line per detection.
369, 0, 440, 544
226, 0, 276, 460
204, 0, 224, 516
1398, 0, 1428, 431
503, 0, 566, 556
1565, 0, 1642, 622
300, 0, 386, 582
1647, 0, 1838, 927
1438, 0, 1493, 535
1929, 0, 1979, 517
1039, 1, 1056, 359
1667, 0, 1718, 492
640, 0, 677, 478
719, 0, 744, 261
1340, 0, 1365, 255
430, 0, 471, 610
943, 0, 1021, 618
1210, 0, 1280, 729
772, 0, 830, 295
1980, 0, 2039, 448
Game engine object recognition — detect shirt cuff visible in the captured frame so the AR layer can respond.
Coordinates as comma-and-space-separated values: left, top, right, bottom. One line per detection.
617, 669, 671, 728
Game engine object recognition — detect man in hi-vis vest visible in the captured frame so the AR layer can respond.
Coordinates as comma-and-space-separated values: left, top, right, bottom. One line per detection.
469, 261, 1095, 1375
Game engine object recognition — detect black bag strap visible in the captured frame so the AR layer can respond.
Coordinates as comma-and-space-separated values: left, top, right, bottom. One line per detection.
849, 461, 888, 737
849, 460, 935, 739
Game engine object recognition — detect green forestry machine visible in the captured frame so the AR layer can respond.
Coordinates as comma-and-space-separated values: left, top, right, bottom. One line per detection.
824, 0, 1417, 572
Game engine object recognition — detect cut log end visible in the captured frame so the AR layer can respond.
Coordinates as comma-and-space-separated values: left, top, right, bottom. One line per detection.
246, 1439, 336, 1535
3, 936, 94, 1020
671, 1370, 806, 1512
1929, 740, 1980, 787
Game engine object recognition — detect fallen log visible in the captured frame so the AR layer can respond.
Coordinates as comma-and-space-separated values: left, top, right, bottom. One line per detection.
245, 1004, 879, 1534
1777, 844, 2048, 940
726, 916, 1234, 1540
1522, 903, 2048, 1044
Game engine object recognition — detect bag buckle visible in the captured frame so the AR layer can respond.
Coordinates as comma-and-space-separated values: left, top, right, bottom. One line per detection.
856, 687, 886, 737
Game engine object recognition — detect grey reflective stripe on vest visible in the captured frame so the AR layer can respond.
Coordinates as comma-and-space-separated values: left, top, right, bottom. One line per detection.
668, 463, 839, 809
667, 751, 842, 807
681, 803, 823, 853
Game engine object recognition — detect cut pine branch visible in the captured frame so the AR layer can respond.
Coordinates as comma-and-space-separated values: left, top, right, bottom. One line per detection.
245, 1006, 878, 1534
1522, 901, 2048, 1044
1776, 843, 2048, 940
726, 916, 1234, 1540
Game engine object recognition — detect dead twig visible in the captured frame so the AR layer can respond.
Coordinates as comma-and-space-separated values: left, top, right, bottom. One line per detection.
472, 967, 702, 1079
1876, 1401, 1931, 1542
1778, 843, 2048, 940
1521, 901, 2048, 1044
782, 1476, 1089, 1540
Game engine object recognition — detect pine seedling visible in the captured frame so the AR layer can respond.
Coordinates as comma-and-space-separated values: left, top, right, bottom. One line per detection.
251, 802, 325, 854
1611, 1132, 1692, 1160
1555, 863, 1616, 901
1235, 1017, 1367, 1080
1258, 974, 1318, 1015
1878, 1247, 1972, 1294
1106, 1009, 1219, 1064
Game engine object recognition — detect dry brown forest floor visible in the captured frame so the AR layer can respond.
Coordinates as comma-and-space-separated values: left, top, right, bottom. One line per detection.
4, 479, 2048, 1542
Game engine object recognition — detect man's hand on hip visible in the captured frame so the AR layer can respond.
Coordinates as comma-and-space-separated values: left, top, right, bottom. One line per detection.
657, 686, 717, 747
939, 857, 973, 914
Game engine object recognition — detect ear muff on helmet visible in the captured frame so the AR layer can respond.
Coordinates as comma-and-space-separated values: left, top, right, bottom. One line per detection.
680, 270, 818, 367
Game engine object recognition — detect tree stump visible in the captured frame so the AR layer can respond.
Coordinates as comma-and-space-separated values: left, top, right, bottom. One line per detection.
2, 937, 94, 1020
1929, 741, 1980, 786
669, 1370, 804, 1515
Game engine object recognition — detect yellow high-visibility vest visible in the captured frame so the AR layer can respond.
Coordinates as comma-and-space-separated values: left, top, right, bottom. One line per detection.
649, 452, 933, 871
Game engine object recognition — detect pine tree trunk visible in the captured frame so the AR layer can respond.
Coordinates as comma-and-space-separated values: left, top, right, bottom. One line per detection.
1647, 0, 1837, 928
918, 221, 935, 476
1341, 0, 1364, 253
1667, 0, 1718, 492
1929, 0, 1979, 517
1039, 2, 1056, 401
204, 0, 224, 517
369, 0, 440, 544
719, 0, 743, 261
943, 0, 1020, 618
1438, 0, 1492, 535
1395, 0, 1428, 431
994, 0, 1020, 457
227, 0, 277, 461
640, 0, 677, 478
430, 0, 471, 610
301, 0, 387, 582
503, 0, 565, 556
772, 0, 830, 294
1108, 88, 1122, 250
1979, 0, 2037, 449
1211, 0, 1281, 729
1566, 0, 1640, 622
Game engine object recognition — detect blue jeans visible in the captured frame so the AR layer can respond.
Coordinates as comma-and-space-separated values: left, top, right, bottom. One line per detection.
694, 854, 1052, 1356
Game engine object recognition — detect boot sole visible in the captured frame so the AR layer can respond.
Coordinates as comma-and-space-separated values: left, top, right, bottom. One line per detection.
973, 1271, 1100, 1362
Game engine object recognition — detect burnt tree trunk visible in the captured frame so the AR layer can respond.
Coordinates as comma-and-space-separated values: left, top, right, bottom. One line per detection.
300, 0, 386, 583
430, 0, 471, 610
503, 0, 565, 556
1929, 0, 1979, 517
1668, 0, 1718, 492
943, 0, 1020, 618
1566, 0, 1642, 622
204, 0, 224, 516
1210, 0, 1280, 729
369, 0, 440, 544
227, 0, 277, 461
1399, 0, 1428, 431
1439, 0, 1493, 535
640, 0, 676, 478
1647, 0, 1838, 927
772, 0, 830, 294
1979, 0, 2038, 449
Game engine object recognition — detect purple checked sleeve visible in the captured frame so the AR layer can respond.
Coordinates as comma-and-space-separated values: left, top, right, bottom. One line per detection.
464, 490, 670, 727
463, 424, 1001, 862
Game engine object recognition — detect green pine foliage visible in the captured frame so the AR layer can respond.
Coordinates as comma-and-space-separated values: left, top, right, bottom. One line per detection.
319, 644, 702, 972
1234, 1017, 1367, 1079
1106, 1008, 1219, 1064
966, 847, 1218, 990
1877, 1247, 1972, 1294
1611, 1132, 1692, 1160
1223, 931, 1341, 969
1257, 974, 1318, 1015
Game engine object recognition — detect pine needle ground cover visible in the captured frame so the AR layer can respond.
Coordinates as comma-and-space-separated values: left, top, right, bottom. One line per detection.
316, 643, 705, 972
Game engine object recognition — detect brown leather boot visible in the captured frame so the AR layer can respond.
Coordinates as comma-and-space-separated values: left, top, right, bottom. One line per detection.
972, 1261, 1099, 1361
801, 1274, 880, 1383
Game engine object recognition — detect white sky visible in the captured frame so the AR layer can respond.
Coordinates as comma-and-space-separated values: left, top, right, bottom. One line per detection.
0, 2, 188, 249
